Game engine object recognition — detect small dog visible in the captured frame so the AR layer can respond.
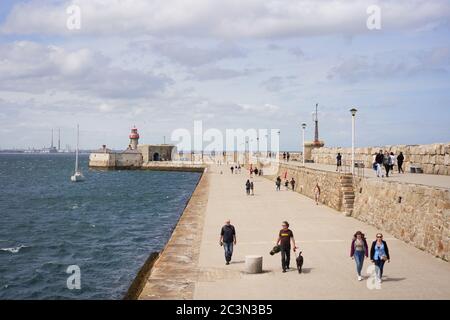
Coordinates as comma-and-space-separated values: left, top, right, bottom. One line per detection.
296, 251, 304, 273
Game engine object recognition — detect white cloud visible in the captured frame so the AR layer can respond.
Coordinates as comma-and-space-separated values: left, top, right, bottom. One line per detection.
0, 41, 172, 99
130, 39, 246, 66
2, 0, 449, 38
327, 47, 450, 82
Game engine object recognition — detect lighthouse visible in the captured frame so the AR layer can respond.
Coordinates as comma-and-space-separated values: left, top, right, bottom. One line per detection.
129, 126, 140, 150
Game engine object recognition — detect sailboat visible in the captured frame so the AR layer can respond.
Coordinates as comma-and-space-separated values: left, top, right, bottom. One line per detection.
71, 124, 85, 182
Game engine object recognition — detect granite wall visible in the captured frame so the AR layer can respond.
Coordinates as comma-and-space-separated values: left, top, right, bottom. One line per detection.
267, 162, 345, 212
352, 177, 450, 261
261, 161, 450, 261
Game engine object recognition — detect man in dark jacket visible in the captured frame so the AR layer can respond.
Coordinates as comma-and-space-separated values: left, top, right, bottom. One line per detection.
290, 178, 296, 191
397, 152, 405, 173
375, 150, 384, 177
220, 220, 236, 265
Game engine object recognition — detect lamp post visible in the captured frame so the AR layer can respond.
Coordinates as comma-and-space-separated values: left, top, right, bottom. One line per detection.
257, 136, 260, 156
277, 130, 280, 160
350, 108, 358, 175
245, 138, 249, 164
301, 123, 307, 166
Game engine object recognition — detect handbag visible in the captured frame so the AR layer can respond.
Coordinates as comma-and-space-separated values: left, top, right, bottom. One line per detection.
381, 255, 388, 261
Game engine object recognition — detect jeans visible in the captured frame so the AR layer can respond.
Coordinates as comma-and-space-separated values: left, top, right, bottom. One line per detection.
281, 247, 290, 270
354, 251, 365, 276
223, 242, 233, 262
384, 164, 390, 177
376, 163, 382, 177
374, 259, 386, 279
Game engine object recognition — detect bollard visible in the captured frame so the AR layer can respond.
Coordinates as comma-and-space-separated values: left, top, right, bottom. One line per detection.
245, 255, 263, 274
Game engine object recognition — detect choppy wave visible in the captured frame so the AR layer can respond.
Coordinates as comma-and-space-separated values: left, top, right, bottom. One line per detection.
1, 245, 28, 254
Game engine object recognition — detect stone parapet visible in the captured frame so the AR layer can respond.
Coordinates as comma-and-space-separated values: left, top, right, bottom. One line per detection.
352, 178, 450, 261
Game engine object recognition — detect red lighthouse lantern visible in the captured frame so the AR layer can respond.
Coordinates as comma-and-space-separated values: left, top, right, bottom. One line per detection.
129, 126, 140, 150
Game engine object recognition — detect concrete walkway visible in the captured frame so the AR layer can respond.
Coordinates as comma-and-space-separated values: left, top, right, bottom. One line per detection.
193, 165, 450, 299
286, 162, 450, 189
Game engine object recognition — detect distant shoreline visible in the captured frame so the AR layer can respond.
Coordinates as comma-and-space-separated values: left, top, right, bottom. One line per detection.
0, 152, 91, 155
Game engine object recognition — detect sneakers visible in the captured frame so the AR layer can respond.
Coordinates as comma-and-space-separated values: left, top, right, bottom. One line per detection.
358, 275, 363, 281
282, 269, 286, 273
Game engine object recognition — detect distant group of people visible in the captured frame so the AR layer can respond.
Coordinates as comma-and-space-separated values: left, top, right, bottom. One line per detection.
373, 150, 405, 178
336, 150, 405, 177
275, 176, 296, 191
250, 166, 262, 176
282, 152, 291, 162
220, 220, 391, 282
230, 165, 242, 174
245, 179, 255, 196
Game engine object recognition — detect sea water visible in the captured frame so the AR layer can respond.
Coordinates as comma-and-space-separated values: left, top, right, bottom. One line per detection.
0, 154, 201, 299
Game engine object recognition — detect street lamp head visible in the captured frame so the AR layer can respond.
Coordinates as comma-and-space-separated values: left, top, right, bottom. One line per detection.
350, 108, 358, 116
301, 123, 307, 130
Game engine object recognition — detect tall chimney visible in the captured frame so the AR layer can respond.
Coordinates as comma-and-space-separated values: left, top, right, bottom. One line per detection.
314, 103, 319, 143
58, 128, 61, 151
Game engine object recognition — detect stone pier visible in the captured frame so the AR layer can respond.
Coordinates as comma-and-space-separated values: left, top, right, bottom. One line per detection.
138, 164, 450, 300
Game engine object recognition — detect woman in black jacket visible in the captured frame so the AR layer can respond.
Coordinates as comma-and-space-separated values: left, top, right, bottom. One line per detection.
370, 233, 391, 283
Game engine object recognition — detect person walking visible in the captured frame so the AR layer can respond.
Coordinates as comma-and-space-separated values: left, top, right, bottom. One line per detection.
245, 179, 251, 195
287, 152, 290, 162
254, 167, 259, 176
389, 152, 396, 174
336, 153, 342, 172
283, 152, 286, 161
230, 166, 234, 174
250, 180, 254, 196
397, 152, 405, 173
350, 231, 369, 281
276, 221, 297, 273
290, 178, 296, 191
383, 151, 391, 178
220, 220, 236, 265
276, 176, 281, 191
375, 150, 384, 177
314, 184, 321, 205
370, 233, 390, 283
372, 153, 378, 175
284, 179, 289, 191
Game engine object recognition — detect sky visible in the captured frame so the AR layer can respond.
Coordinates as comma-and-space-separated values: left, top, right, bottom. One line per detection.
0, 0, 449, 150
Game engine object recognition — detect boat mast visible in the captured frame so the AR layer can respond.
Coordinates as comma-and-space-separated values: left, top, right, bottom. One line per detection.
75, 124, 79, 173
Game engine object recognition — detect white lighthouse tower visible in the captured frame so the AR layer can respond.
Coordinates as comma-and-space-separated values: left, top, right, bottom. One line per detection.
129, 126, 140, 150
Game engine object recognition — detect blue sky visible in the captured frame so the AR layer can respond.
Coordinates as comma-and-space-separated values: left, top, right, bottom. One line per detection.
0, 0, 449, 150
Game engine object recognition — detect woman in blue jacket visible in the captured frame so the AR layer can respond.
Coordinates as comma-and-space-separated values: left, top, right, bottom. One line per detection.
370, 233, 391, 283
